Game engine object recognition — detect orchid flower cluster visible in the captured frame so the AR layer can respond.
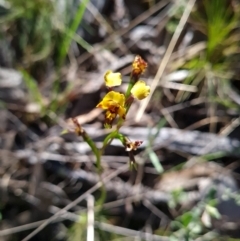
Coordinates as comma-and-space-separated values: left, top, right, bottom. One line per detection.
96, 55, 150, 127
71, 56, 150, 171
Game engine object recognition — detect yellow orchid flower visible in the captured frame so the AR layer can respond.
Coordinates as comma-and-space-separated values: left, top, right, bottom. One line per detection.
131, 80, 150, 100
104, 70, 122, 87
96, 91, 126, 126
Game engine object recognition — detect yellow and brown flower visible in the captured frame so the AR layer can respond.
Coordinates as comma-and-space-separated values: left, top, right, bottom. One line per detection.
96, 91, 126, 127
131, 55, 148, 77
125, 140, 143, 151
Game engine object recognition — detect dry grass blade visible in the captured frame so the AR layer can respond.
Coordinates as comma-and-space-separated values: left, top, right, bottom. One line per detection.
184, 117, 229, 130
87, 195, 95, 241
135, 0, 197, 122
0, 219, 62, 237
161, 82, 198, 92
94, 221, 170, 241
186, 117, 240, 166
78, 0, 171, 64
21, 165, 128, 241
0, 200, 80, 237
86, 1, 128, 54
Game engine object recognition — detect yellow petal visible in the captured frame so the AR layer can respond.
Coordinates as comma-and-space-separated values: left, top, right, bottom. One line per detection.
105, 91, 125, 105
105, 110, 117, 126
96, 99, 107, 109
102, 110, 117, 128
131, 80, 150, 100
96, 91, 125, 109
104, 70, 122, 87
117, 106, 126, 119
106, 91, 125, 106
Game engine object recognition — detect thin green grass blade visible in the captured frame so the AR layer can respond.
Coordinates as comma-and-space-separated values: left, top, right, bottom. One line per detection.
21, 70, 43, 107
147, 148, 164, 173
58, 0, 90, 66
146, 118, 167, 173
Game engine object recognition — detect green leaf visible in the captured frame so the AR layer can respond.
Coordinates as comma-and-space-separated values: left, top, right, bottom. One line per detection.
180, 212, 192, 227
206, 205, 221, 219
146, 119, 166, 173
148, 149, 163, 173
189, 221, 202, 234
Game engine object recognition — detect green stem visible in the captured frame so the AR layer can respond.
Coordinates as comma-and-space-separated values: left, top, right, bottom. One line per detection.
102, 130, 118, 150
117, 76, 138, 129
82, 129, 107, 206
96, 132, 121, 208
81, 131, 102, 172
125, 78, 135, 99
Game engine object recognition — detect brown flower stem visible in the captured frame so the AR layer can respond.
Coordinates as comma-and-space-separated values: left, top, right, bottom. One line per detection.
128, 151, 137, 170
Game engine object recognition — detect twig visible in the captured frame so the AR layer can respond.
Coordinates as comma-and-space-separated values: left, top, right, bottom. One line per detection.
160, 106, 179, 128
21, 165, 128, 241
94, 221, 171, 241
184, 117, 229, 130
185, 117, 240, 166
0, 219, 63, 237
6, 110, 39, 141
78, 0, 171, 65
161, 82, 197, 92
88, 0, 129, 54
161, 97, 205, 114
87, 195, 95, 241
191, 117, 240, 157
0, 202, 80, 237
